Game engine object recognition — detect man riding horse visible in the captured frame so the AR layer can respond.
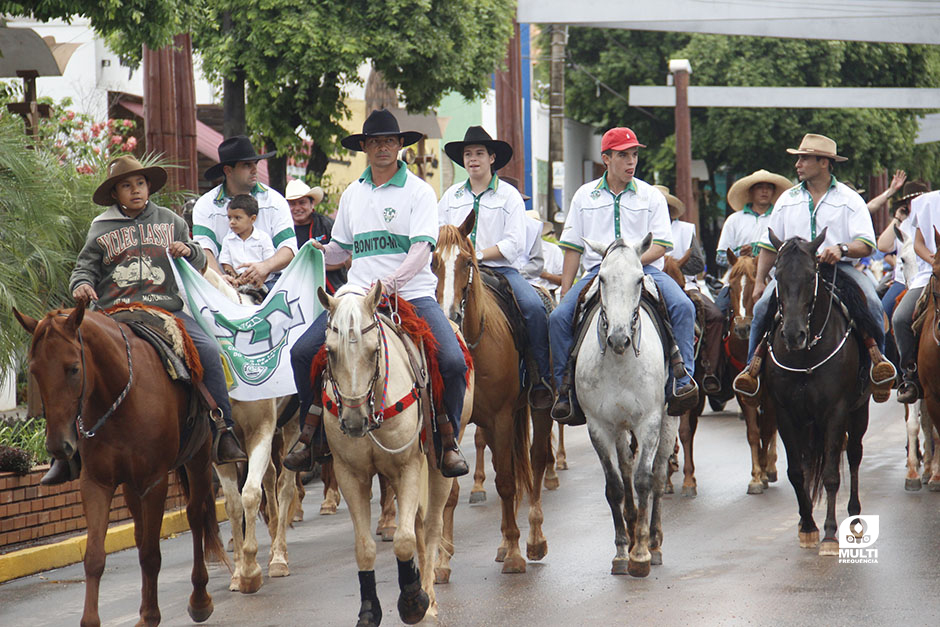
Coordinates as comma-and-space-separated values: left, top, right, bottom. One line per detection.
734, 133, 897, 403
549, 127, 700, 421
285, 109, 469, 477
438, 126, 554, 409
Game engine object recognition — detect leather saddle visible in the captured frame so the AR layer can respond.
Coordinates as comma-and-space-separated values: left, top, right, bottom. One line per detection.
478, 267, 539, 387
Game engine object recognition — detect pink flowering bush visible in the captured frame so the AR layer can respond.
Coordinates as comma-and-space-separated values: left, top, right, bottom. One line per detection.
39, 98, 139, 175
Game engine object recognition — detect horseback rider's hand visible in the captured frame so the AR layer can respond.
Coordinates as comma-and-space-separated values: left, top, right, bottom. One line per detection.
73, 283, 98, 305
168, 242, 191, 258
236, 262, 268, 287
752, 281, 765, 304
818, 245, 842, 265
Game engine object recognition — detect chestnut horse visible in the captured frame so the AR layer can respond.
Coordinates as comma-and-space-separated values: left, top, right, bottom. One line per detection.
14, 303, 224, 626
433, 214, 550, 577
915, 229, 940, 488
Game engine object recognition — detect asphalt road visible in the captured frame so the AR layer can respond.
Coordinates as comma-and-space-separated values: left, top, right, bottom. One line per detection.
3, 395, 940, 626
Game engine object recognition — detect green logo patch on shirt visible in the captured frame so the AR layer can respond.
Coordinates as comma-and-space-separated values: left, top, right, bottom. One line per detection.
383, 207, 397, 223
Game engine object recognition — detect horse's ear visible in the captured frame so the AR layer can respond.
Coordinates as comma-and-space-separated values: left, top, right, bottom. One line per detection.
458, 210, 476, 239
636, 232, 653, 257
767, 228, 783, 251
317, 286, 336, 313
13, 308, 38, 335
366, 281, 383, 312
809, 227, 828, 254
894, 224, 906, 243
678, 245, 692, 267
726, 248, 738, 267
65, 301, 85, 333
582, 237, 609, 258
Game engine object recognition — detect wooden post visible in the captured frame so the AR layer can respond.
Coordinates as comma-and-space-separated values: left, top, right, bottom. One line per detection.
495, 21, 526, 188
670, 59, 696, 230
547, 24, 567, 220
6, 70, 52, 143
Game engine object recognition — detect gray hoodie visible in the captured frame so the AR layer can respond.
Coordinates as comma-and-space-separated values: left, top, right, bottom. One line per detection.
70, 201, 206, 312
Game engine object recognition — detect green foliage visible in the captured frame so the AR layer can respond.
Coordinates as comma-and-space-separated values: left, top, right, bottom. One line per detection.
0, 446, 32, 475
0, 418, 48, 467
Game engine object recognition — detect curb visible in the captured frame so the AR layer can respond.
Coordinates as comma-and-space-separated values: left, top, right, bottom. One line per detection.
0, 499, 227, 583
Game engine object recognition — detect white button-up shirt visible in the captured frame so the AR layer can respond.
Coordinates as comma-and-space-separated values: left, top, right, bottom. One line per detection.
218, 228, 276, 275
192, 182, 298, 258
909, 190, 940, 289
716, 205, 774, 267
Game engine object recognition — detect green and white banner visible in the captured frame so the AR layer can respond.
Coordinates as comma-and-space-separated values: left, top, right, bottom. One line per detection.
171, 242, 325, 401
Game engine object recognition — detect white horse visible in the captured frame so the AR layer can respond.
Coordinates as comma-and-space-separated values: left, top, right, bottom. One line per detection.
201, 269, 299, 592
318, 282, 465, 624
576, 235, 679, 577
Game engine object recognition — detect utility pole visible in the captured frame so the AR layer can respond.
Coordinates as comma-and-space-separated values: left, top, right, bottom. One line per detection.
547, 24, 567, 221
495, 20, 525, 187
669, 59, 696, 229
222, 12, 246, 138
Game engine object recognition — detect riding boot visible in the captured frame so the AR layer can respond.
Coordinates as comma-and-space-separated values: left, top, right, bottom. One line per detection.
551, 370, 585, 425
436, 416, 469, 478
211, 410, 248, 464
701, 359, 722, 396
897, 364, 922, 405
40, 454, 81, 486
865, 336, 897, 403
283, 409, 331, 472
530, 378, 555, 411
666, 348, 699, 416
733, 339, 766, 408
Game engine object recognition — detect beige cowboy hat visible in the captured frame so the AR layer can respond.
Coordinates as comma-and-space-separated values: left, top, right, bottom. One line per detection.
726, 170, 792, 212
526, 209, 553, 236
786, 133, 848, 162
93, 155, 167, 206
285, 179, 325, 205
653, 185, 686, 219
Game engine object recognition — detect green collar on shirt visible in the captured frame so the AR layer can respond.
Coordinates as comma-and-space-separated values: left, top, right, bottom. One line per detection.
799, 174, 838, 193
360, 160, 408, 188
596, 172, 637, 195
741, 202, 773, 217
463, 174, 499, 196
213, 181, 265, 207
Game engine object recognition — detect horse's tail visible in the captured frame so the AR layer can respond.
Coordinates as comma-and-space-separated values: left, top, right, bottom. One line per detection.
806, 424, 828, 505
512, 405, 533, 504
175, 466, 229, 568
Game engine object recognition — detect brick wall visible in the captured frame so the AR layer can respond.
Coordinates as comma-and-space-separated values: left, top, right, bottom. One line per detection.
0, 466, 187, 552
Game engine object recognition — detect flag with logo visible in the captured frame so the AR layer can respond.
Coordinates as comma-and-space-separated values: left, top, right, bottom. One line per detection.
171, 242, 324, 401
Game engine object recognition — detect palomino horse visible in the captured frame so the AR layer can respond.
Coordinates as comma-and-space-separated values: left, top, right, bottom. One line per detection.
318, 283, 463, 624
433, 214, 552, 576
577, 235, 679, 576
764, 229, 872, 555
14, 304, 224, 626
914, 229, 940, 489
725, 248, 779, 495
200, 269, 298, 592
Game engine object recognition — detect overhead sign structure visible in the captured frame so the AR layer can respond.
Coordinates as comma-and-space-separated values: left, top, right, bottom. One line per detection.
629, 87, 940, 109
516, 1, 940, 45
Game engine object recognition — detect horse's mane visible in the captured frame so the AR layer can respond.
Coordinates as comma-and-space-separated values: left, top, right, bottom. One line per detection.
436, 224, 504, 333
330, 288, 367, 360
728, 255, 756, 282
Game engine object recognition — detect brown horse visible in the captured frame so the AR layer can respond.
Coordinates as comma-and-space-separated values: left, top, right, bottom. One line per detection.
725, 248, 779, 494
433, 214, 551, 577
14, 304, 224, 626
916, 229, 940, 487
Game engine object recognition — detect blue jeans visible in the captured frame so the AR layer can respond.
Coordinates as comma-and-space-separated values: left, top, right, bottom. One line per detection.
881, 280, 905, 321
747, 261, 886, 361
548, 265, 694, 390
489, 266, 552, 384
177, 312, 234, 431
290, 296, 467, 430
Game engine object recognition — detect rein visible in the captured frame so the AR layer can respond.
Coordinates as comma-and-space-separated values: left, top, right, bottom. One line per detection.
930, 274, 940, 347
455, 263, 486, 350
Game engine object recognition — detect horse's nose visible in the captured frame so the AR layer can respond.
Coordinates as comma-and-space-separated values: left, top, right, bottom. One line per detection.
340, 412, 369, 438
607, 330, 630, 355
783, 328, 807, 351
46, 435, 75, 460
734, 322, 751, 340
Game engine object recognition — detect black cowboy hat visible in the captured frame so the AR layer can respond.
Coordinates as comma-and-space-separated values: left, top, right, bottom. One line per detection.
445, 126, 513, 171
205, 135, 276, 181
340, 109, 423, 152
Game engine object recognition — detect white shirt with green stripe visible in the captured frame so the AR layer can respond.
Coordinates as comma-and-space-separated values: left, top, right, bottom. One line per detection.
437, 175, 526, 270
757, 176, 875, 257
192, 182, 297, 258
559, 173, 673, 272
715, 203, 774, 266
332, 161, 438, 301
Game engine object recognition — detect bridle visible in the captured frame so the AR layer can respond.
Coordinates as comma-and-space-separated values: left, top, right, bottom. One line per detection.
451, 254, 486, 350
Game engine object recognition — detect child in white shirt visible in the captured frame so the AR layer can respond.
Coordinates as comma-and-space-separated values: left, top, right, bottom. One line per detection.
219, 194, 277, 287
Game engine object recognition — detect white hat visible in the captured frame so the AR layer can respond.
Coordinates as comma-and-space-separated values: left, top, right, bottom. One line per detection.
285, 179, 325, 204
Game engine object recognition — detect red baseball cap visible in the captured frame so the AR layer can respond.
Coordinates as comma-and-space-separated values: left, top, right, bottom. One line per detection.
601, 127, 646, 152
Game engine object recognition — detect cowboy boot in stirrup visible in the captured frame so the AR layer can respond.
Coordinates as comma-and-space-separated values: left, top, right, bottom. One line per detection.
666, 349, 699, 416
897, 364, 922, 405
733, 340, 766, 408
210, 409, 248, 464
530, 378, 555, 411
40, 454, 81, 486
701, 359, 722, 396
283, 409, 331, 472
865, 337, 897, 403
551, 370, 585, 425
436, 417, 469, 478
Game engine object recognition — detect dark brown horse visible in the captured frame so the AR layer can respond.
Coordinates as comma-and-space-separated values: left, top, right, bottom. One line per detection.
433, 214, 551, 577
14, 304, 224, 626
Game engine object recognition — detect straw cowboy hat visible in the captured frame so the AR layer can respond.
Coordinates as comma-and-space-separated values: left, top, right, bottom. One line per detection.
445, 126, 513, 171
893, 180, 929, 209
285, 179, 325, 205
205, 135, 275, 181
526, 209, 554, 236
341, 108, 423, 152
726, 169, 792, 212
786, 133, 848, 162
93, 155, 167, 206
653, 185, 686, 219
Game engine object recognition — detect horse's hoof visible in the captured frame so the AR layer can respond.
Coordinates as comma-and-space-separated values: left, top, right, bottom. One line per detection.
379, 526, 396, 542
747, 482, 764, 495
799, 530, 819, 549
527, 540, 548, 561
268, 561, 290, 578
293, 510, 304, 522
818, 539, 839, 556
319, 503, 337, 515
761, 477, 769, 488
469, 490, 486, 504
397, 585, 430, 625
905, 477, 923, 491
627, 559, 651, 578
188, 601, 214, 623
544, 474, 560, 491
227, 538, 234, 552
357, 598, 382, 627
681, 485, 697, 498
928, 479, 940, 492
239, 572, 263, 594
434, 567, 451, 584
664, 482, 675, 495
650, 549, 663, 566
229, 576, 239, 592
501, 554, 527, 573
495, 546, 507, 562
556, 459, 568, 471
767, 471, 778, 483
611, 558, 630, 575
